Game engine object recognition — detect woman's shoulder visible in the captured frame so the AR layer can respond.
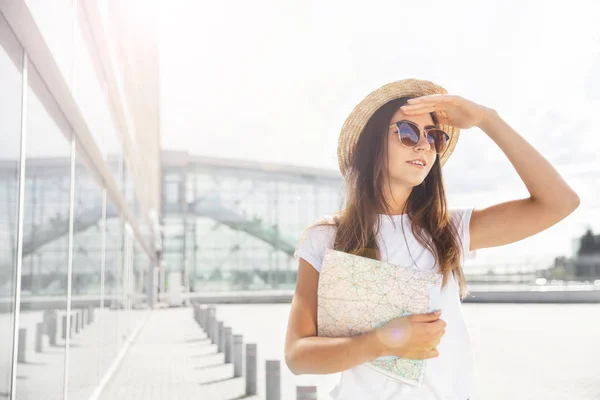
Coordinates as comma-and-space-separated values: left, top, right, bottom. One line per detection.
448, 207, 477, 260
299, 215, 338, 246
449, 207, 475, 227
294, 215, 338, 273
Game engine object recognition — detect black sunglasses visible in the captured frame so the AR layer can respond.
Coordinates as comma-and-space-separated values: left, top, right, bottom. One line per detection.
389, 120, 450, 154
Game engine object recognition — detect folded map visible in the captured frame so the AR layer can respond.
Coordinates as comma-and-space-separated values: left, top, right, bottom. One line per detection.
317, 248, 443, 386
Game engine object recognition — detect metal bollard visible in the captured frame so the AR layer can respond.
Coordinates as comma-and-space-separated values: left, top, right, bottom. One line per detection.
198, 306, 205, 330
210, 317, 219, 345
217, 321, 224, 353
35, 322, 44, 353
48, 314, 57, 346
206, 307, 215, 342
17, 328, 27, 363
82, 308, 88, 328
233, 334, 244, 378
224, 327, 233, 363
88, 305, 94, 324
44, 311, 57, 346
246, 343, 257, 396
193, 305, 200, 325
296, 386, 317, 400
74, 311, 80, 334
266, 360, 281, 400
62, 315, 68, 340
202, 306, 210, 332
199, 306, 204, 326
70, 313, 75, 336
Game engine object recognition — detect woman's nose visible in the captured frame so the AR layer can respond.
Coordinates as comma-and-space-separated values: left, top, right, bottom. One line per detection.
414, 131, 430, 151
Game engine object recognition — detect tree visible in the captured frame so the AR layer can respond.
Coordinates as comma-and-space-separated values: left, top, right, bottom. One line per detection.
549, 265, 572, 280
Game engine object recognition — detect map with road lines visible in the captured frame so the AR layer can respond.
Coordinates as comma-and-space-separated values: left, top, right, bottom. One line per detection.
317, 248, 442, 386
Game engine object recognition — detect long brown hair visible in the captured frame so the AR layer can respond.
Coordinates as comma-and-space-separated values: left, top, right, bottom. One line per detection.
317, 97, 468, 299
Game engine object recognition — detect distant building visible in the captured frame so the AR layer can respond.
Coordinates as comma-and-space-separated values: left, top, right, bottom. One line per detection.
574, 229, 600, 278
573, 254, 600, 278
550, 230, 600, 280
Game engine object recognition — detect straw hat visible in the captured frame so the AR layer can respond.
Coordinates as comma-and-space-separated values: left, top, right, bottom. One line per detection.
337, 78, 460, 178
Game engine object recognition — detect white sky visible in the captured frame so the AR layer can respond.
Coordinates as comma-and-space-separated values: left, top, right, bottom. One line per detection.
158, 0, 600, 267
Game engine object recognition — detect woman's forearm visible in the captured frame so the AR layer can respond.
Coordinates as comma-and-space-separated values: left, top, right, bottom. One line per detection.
285, 331, 384, 375
478, 110, 580, 209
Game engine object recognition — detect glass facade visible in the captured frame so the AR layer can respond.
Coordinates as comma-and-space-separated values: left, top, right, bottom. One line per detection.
0, 4, 158, 400
161, 154, 345, 292
0, 12, 23, 398
16, 62, 72, 399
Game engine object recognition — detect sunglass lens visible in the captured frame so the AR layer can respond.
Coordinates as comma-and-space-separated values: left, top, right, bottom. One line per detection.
427, 130, 448, 153
398, 122, 420, 147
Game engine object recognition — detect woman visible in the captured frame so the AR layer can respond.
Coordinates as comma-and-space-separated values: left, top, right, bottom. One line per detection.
284, 79, 580, 399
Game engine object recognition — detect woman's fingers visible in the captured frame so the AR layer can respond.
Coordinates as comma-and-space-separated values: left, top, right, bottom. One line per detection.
401, 104, 435, 111
401, 106, 438, 115
409, 349, 439, 360
407, 94, 457, 104
425, 349, 440, 359
436, 114, 450, 125
394, 347, 440, 360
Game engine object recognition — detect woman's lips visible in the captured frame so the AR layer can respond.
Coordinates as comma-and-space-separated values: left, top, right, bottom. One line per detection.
406, 161, 425, 169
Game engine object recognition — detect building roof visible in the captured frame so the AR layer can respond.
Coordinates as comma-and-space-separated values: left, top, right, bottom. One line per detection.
161, 150, 343, 181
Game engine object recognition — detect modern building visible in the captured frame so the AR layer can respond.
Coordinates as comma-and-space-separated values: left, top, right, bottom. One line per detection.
0, 2, 160, 399
0, 3, 344, 398
160, 150, 343, 293
553, 231, 600, 280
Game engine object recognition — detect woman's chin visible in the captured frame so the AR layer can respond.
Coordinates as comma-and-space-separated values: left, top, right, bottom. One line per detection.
406, 174, 426, 187
389, 174, 425, 188
409, 179, 425, 188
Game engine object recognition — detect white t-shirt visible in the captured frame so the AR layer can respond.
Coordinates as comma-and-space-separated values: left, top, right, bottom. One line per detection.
294, 208, 477, 400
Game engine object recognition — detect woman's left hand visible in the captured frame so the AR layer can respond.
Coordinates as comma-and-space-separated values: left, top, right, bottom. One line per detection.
400, 94, 496, 130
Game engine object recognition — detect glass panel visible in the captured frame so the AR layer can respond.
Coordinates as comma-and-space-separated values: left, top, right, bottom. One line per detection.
122, 228, 131, 338
107, 154, 123, 193
101, 207, 123, 377
0, 12, 23, 399
133, 244, 149, 307
66, 150, 103, 399
72, 11, 121, 158
165, 167, 344, 292
15, 63, 72, 399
